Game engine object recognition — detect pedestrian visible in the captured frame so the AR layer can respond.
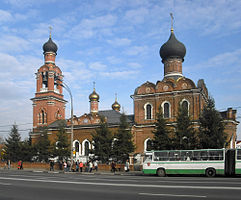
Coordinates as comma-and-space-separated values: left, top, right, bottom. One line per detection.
67, 160, 71, 172
111, 161, 116, 173
20, 160, 23, 170
85, 162, 89, 172
125, 159, 130, 172
79, 161, 83, 172
76, 160, 79, 172
7, 160, 11, 170
63, 161, 67, 172
50, 160, 54, 171
17, 160, 21, 170
89, 161, 93, 173
93, 160, 98, 171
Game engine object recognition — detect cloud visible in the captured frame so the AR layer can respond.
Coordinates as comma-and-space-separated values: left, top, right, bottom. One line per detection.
128, 62, 142, 69
107, 56, 122, 65
89, 62, 107, 71
100, 70, 138, 79
190, 48, 241, 70
124, 7, 149, 24
69, 14, 117, 39
0, 9, 13, 23
124, 45, 148, 56
107, 38, 131, 46
0, 36, 30, 53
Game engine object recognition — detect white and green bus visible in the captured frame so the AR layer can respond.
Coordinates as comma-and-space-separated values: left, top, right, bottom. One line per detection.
143, 148, 241, 177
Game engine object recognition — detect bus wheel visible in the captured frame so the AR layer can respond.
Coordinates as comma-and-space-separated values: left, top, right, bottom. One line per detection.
157, 168, 166, 177
205, 168, 216, 177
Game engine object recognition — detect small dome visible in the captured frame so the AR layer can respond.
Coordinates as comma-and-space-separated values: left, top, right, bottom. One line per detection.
43, 37, 58, 54
159, 30, 186, 62
89, 90, 99, 101
112, 100, 121, 111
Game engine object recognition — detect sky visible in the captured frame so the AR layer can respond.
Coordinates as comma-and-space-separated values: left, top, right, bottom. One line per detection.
0, 0, 240, 140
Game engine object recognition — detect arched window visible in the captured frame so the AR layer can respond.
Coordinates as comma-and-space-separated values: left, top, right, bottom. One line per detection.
84, 141, 89, 156
144, 138, 152, 152
163, 102, 170, 118
181, 100, 189, 115
144, 103, 153, 120
182, 100, 188, 111
75, 141, 80, 153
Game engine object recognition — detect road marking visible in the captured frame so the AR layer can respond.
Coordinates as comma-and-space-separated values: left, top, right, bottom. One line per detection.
0, 177, 241, 190
139, 192, 207, 198
0, 182, 11, 186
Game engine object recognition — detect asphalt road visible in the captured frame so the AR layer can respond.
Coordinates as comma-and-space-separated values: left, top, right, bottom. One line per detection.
0, 170, 241, 200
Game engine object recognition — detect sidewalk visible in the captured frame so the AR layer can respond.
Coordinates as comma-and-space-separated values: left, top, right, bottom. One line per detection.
0, 168, 143, 176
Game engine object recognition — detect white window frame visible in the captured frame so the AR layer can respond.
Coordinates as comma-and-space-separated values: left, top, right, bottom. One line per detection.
144, 103, 153, 120
162, 101, 171, 119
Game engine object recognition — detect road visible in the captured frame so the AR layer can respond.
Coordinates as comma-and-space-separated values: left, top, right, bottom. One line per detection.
0, 170, 241, 200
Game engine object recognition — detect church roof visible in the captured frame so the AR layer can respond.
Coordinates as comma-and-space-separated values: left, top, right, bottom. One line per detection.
159, 30, 186, 62
43, 37, 58, 54
99, 110, 133, 124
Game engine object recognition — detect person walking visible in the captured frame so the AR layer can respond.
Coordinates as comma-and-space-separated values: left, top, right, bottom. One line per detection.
7, 160, 11, 170
125, 159, 130, 172
93, 160, 98, 171
50, 160, 54, 171
79, 161, 83, 172
63, 161, 67, 172
111, 161, 116, 173
89, 161, 93, 173
76, 160, 79, 172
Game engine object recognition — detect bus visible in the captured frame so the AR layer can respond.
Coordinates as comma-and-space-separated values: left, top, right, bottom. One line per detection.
143, 148, 241, 177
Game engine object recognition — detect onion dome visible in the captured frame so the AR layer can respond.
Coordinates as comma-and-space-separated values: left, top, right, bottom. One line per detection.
89, 88, 99, 101
159, 29, 186, 62
43, 36, 58, 54
112, 94, 121, 111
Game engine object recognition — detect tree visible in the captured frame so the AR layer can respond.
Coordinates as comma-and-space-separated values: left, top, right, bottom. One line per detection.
198, 97, 227, 149
35, 127, 51, 162
173, 106, 197, 150
4, 125, 21, 162
19, 138, 36, 162
53, 121, 70, 161
112, 113, 135, 163
92, 116, 113, 163
152, 106, 172, 150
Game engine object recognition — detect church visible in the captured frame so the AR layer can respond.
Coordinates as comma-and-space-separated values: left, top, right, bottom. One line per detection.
30, 26, 239, 162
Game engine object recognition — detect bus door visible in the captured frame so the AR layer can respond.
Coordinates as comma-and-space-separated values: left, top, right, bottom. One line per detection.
225, 149, 235, 176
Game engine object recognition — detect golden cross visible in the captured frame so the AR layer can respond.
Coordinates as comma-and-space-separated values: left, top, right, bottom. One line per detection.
93, 81, 96, 91
170, 13, 174, 31
49, 26, 52, 38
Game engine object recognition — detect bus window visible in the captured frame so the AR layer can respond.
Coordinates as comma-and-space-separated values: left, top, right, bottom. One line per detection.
144, 154, 152, 162
193, 151, 201, 161
200, 151, 208, 160
154, 152, 168, 161
169, 151, 180, 161
237, 149, 241, 160
209, 150, 224, 160
181, 151, 193, 161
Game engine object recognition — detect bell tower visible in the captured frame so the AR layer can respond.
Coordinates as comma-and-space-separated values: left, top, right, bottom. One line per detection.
31, 31, 67, 129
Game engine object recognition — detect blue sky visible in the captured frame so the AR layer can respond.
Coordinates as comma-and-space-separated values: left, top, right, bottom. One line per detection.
0, 0, 240, 140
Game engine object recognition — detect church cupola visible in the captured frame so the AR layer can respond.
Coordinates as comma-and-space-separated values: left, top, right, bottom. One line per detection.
43, 27, 58, 64
159, 14, 186, 80
89, 82, 99, 113
112, 93, 121, 112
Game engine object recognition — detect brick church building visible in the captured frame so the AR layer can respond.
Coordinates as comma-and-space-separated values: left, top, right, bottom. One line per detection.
30, 27, 239, 162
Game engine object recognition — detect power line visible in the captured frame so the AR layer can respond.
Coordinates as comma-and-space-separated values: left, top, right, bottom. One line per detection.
0, 123, 32, 128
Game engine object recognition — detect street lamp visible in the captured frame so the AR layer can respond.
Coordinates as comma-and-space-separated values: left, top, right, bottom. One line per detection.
56, 77, 74, 169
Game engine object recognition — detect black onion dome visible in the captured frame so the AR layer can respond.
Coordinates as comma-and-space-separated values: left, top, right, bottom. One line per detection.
159, 30, 186, 62
43, 37, 58, 54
